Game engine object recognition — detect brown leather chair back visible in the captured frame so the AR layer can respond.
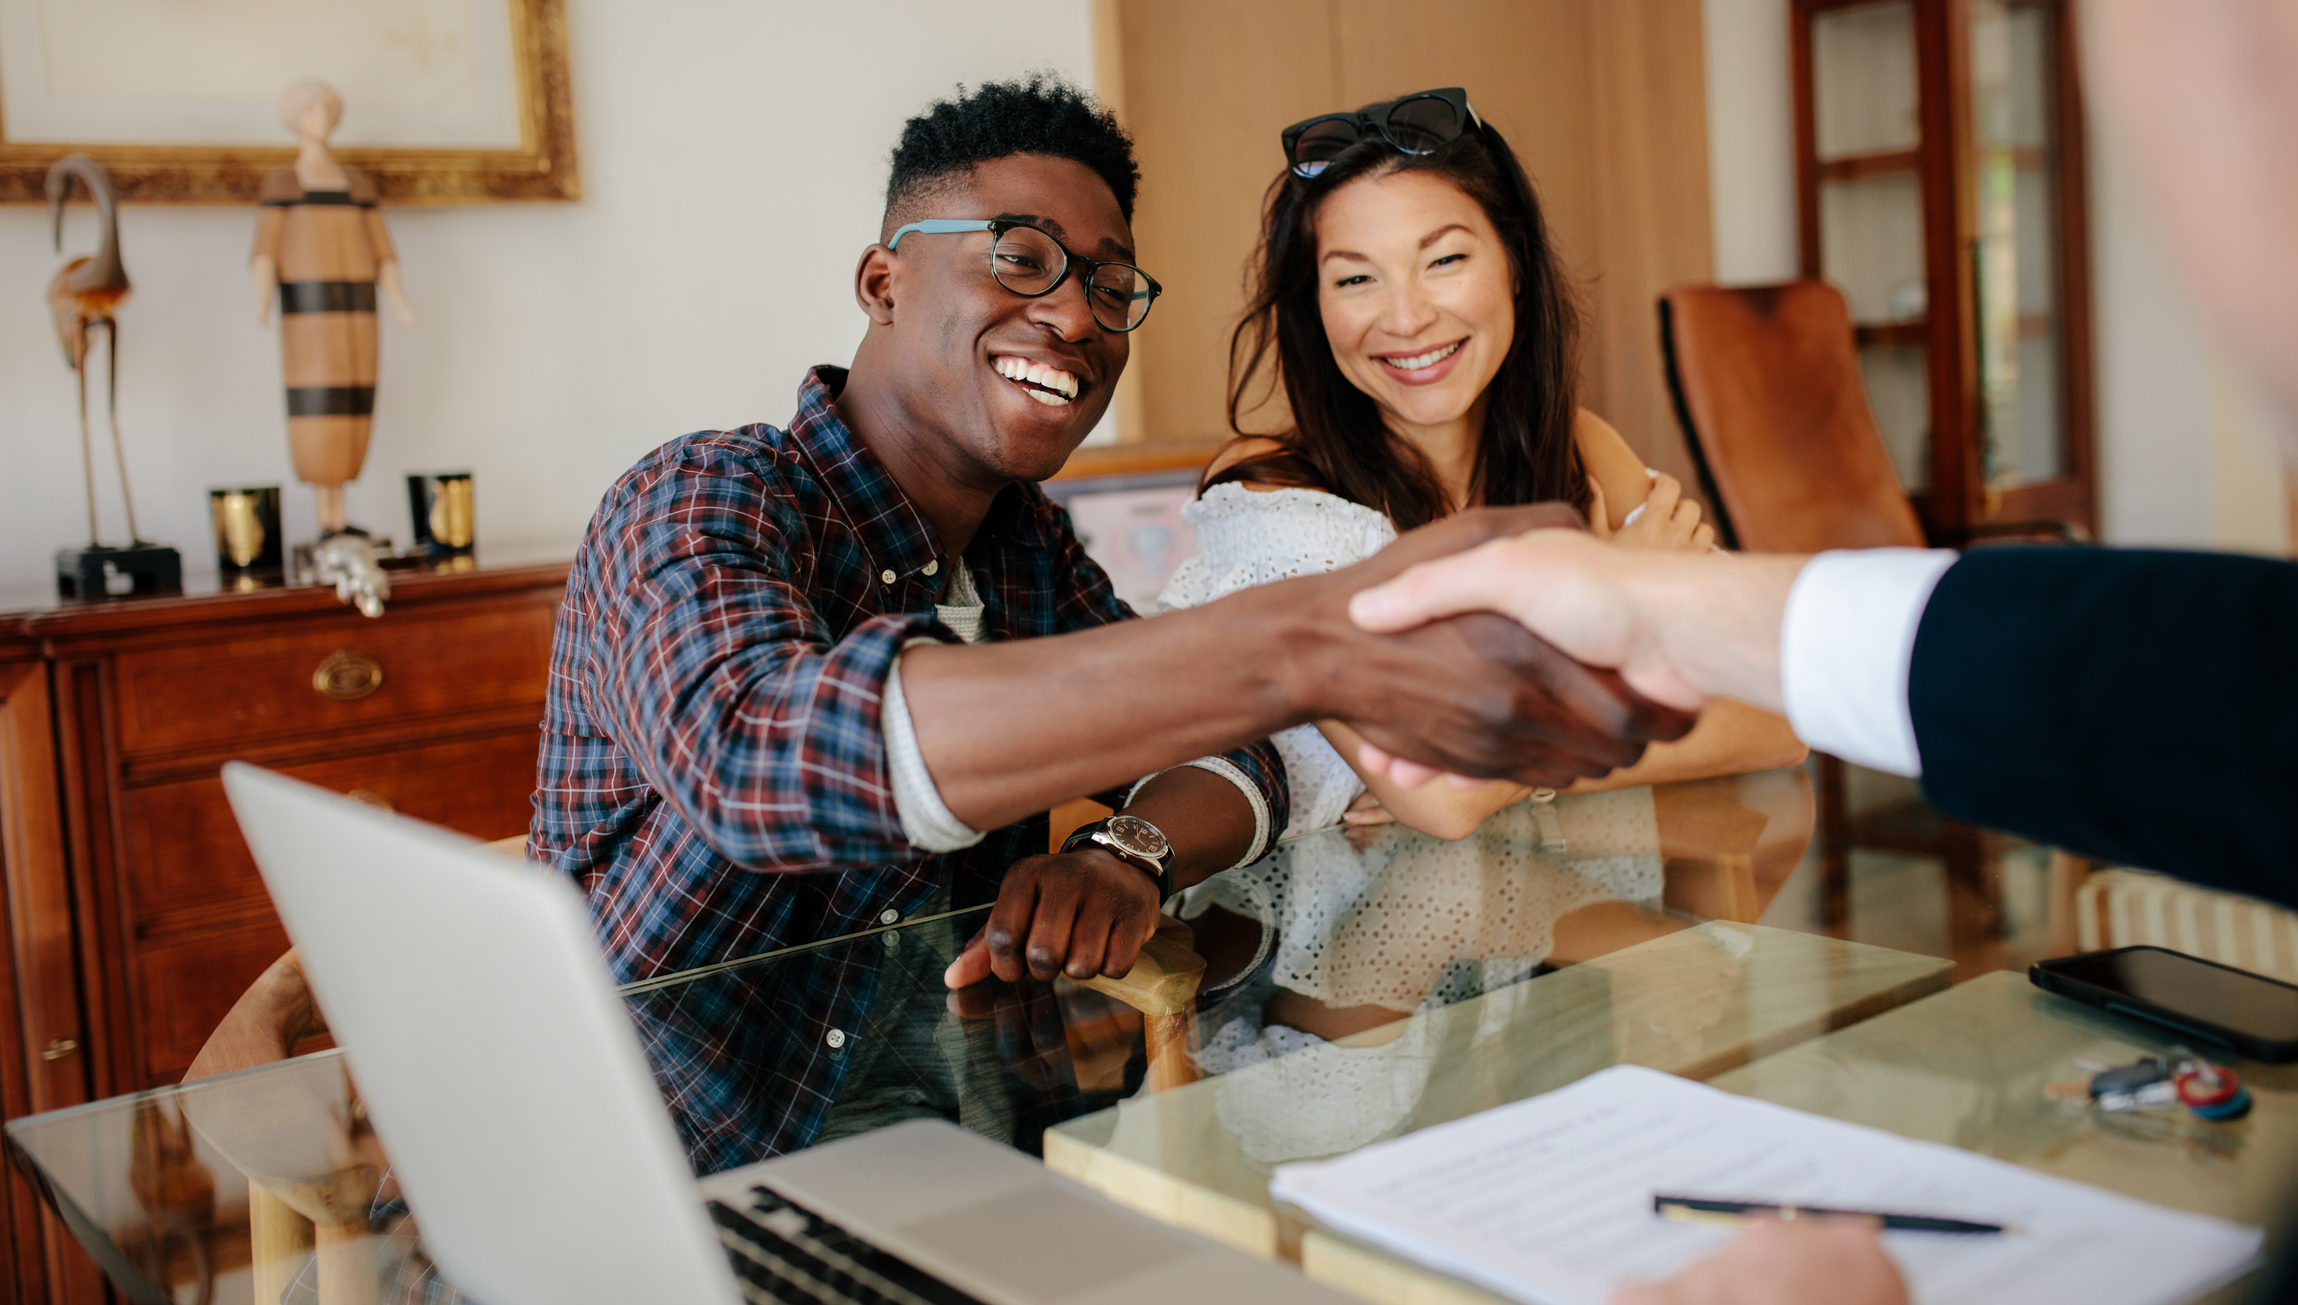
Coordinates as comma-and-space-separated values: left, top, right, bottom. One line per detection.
1659, 281, 1926, 553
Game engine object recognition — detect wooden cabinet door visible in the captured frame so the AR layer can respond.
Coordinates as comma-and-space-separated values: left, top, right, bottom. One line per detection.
118, 729, 544, 1086
0, 660, 109, 1305
3, 563, 566, 1303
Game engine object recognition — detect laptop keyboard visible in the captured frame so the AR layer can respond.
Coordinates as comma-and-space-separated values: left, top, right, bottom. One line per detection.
710, 1187, 987, 1305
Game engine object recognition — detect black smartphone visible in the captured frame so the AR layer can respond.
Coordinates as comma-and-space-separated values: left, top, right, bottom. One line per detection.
2031, 946, 2298, 1062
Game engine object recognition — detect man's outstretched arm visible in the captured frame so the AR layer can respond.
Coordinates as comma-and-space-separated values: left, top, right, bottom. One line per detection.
1347, 523, 2298, 894
904, 507, 1699, 833
1347, 528, 1812, 718
1344, 527, 1946, 785
940, 764, 1255, 988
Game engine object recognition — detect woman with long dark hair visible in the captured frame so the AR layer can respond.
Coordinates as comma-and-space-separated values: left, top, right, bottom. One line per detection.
1159, 89, 1804, 842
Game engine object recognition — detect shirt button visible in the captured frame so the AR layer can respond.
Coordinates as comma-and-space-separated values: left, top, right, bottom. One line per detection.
878, 908, 899, 925
923, 559, 940, 577
880, 569, 896, 585
826, 1028, 847, 1050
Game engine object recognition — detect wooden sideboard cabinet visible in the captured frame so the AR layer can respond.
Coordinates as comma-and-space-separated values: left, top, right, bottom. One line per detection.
0, 557, 566, 1303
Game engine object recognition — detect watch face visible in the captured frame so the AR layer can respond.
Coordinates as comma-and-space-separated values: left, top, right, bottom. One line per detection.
1102, 814, 1170, 860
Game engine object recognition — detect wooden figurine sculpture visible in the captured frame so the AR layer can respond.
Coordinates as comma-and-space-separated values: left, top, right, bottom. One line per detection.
252, 79, 412, 616
48, 154, 180, 599
49, 155, 134, 542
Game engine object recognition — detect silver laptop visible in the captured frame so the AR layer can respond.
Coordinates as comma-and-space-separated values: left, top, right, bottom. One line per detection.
222, 762, 1343, 1305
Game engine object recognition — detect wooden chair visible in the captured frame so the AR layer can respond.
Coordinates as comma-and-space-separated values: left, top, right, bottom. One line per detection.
1049, 800, 1205, 1089
2051, 862, 2298, 979
1658, 282, 1927, 557
1657, 282, 1994, 954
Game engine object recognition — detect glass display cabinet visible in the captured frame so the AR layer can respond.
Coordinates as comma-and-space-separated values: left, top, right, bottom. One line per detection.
1792, 0, 2096, 541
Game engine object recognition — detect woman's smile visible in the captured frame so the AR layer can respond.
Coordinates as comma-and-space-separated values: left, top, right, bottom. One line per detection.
1373, 337, 1468, 385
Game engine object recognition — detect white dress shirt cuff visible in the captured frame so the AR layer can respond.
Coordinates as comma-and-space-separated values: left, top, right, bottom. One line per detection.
1125, 757, 1273, 873
1779, 548, 1956, 777
882, 649, 986, 853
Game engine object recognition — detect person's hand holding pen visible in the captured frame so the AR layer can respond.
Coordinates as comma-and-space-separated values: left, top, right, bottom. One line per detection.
1609, 1216, 1910, 1305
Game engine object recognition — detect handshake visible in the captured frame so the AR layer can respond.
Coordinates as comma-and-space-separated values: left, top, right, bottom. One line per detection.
936, 500, 1791, 994
1298, 502, 1750, 789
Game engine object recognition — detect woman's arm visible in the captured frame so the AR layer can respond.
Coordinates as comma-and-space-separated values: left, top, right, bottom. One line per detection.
1308, 413, 1739, 838
1576, 411, 1657, 529
1567, 411, 1793, 788
1318, 718, 1529, 839
1576, 411, 1716, 551
1564, 699, 1806, 794
1322, 702, 1808, 829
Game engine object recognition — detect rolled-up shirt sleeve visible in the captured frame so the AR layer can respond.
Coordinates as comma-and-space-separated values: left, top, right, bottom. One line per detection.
583, 452, 945, 872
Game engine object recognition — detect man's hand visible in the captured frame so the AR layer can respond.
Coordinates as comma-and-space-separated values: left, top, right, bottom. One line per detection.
1298, 508, 1700, 787
902, 504, 1697, 833
943, 972, 1074, 1090
1610, 1218, 1909, 1305
1349, 528, 1807, 718
943, 849, 1161, 988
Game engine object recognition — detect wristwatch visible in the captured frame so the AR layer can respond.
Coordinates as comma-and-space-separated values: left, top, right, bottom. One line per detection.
1061, 814, 1177, 903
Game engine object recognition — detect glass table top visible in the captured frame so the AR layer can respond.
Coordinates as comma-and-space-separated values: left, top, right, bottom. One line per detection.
9, 768, 1957, 1304
1285, 973, 2296, 1305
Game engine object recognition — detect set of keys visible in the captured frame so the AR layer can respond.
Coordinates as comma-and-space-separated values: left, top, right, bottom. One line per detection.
2049, 1050, 2254, 1121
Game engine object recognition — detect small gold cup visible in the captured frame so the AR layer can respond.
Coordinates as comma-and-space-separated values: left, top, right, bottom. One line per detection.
209, 486, 283, 573
407, 473, 475, 555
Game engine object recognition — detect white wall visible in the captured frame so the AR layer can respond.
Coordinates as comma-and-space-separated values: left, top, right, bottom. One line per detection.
0, 1, 1098, 595
1699, 0, 2289, 552
2084, 117, 2214, 548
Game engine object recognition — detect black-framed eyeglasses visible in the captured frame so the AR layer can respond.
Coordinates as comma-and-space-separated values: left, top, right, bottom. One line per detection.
1280, 87, 1481, 180
886, 218, 1163, 333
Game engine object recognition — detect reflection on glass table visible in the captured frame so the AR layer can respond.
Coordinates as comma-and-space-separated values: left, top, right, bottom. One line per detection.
1299, 970, 2293, 1305
1045, 932, 1951, 1256
5, 906, 1129, 1305
7, 769, 1938, 1303
1175, 775, 1813, 1066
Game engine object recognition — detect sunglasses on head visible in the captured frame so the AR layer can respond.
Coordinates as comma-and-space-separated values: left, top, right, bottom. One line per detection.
1280, 87, 1480, 180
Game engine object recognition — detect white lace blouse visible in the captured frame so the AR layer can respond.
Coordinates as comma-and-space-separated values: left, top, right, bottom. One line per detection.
1153, 480, 1672, 1091
1156, 483, 1398, 836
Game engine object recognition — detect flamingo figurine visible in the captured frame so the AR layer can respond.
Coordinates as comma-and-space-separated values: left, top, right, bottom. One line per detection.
47, 153, 143, 548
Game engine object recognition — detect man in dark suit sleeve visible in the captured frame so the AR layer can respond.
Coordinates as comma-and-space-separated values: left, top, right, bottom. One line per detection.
1337, 0, 2298, 1299
1350, 540, 2298, 904
1910, 548, 2298, 889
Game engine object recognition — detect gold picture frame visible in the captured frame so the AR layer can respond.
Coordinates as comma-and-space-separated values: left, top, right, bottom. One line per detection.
0, 0, 576, 205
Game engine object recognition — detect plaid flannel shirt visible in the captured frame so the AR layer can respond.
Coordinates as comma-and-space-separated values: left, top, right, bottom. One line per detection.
531, 366, 1287, 1173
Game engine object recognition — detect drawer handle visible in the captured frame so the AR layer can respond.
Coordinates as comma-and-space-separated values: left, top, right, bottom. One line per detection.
313, 650, 384, 701
41, 1037, 77, 1061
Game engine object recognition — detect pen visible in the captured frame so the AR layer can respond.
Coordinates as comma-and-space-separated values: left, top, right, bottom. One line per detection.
1653, 1195, 2007, 1235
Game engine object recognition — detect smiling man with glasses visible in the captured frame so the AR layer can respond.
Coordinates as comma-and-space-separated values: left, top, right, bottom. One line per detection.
529, 75, 1690, 1172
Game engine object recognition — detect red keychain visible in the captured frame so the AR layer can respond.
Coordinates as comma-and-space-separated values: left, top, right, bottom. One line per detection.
2174, 1062, 2253, 1121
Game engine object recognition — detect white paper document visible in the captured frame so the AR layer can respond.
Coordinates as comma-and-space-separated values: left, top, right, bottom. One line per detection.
1270, 1065, 2262, 1305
